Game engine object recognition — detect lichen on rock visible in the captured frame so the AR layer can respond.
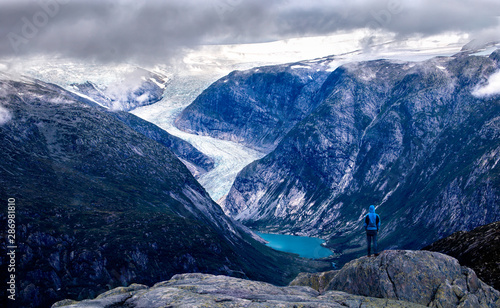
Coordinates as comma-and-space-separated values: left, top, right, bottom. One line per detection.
53, 250, 500, 308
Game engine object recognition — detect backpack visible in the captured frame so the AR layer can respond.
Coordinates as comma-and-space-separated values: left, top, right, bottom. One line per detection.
365, 213, 380, 231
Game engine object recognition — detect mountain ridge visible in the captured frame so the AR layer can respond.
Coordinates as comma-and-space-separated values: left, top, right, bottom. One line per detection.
175, 61, 332, 152
178, 50, 500, 264
0, 77, 329, 308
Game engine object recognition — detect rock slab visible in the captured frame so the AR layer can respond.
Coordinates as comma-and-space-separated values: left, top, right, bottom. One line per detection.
54, 250, 500, 307
53, 273, 424, 308
292, 250, 500, 308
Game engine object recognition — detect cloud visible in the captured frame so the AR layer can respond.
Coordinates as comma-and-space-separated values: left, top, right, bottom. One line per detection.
473, 71, 500, 97
0, 0, 499, 64
0, 105, 12, 125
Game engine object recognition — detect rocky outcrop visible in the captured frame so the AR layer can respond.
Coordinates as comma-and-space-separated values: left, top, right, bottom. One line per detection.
53, 273, 425, 308
221, 51, 500, 262
54, 250, 500, 308
292, 250, 500, 308
424, 221, 500, 291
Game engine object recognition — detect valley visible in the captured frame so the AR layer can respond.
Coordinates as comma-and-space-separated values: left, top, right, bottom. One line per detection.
170, 44, 500, 265
1, 34, 472, 202
131, 90, 267, 202
1, 34, 499, 308
2, 1, 500, 307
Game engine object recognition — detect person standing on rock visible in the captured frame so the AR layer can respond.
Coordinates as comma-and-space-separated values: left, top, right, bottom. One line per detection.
364, 205, 380, 257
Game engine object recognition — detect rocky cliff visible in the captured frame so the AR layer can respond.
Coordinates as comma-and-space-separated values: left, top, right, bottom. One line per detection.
424, 221, 500, 291
175, 60, 332, 151
216, 51, 500, 261
292, 250, 500, 308
0, 77, 328, 308
54, 250, 500, 308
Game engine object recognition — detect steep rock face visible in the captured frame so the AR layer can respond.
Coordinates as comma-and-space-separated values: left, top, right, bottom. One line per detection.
223, 52, 500, 260
0, 78, 328, 308
292, 250, 500, 308
175, 61, 332, 151
423, 221, 500, 291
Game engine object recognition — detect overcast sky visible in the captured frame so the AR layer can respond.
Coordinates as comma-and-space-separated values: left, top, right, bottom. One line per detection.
1, 0, 499, 64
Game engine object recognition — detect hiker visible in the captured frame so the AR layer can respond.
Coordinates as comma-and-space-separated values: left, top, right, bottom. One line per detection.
364, 205, 380, 257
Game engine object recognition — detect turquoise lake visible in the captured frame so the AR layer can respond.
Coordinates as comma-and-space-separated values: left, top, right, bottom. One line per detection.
256, 232, 333, 259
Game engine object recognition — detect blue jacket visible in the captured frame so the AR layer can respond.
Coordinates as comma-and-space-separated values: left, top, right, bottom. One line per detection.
364, 205, 380, 231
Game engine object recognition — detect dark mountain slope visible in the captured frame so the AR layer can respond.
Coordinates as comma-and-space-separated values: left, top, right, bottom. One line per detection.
13, 76, 215, 177
175, 61, 332, 151
0, 78, 329, 308
222, 52, 500, 264
423, 221, 500, 290
110, 111, 214, 177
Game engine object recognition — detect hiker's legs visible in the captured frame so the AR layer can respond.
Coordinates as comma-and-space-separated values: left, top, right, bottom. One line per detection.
366, 231, 378, 256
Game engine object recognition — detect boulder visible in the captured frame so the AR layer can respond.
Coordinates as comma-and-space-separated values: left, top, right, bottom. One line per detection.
289, 270, 338, 293
323, 250, 499, 307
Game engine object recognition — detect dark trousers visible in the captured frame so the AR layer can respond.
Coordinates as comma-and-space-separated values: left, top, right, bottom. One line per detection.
366, 230, 378, 256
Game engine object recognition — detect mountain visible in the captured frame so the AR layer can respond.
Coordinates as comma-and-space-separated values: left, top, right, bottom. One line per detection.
0, 77, 329, 308
183, 50, 500, 262
68, 67, 168, 111
423, 221, 500, 291
109, 111, 214, 177
175, 60, 333, 152
54, 250, 500, 307
1, 73, 215, 178
15, 66, 215, 177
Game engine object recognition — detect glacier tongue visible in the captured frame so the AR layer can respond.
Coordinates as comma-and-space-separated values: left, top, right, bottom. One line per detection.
131, 74, 266, 202
129, 36, 470, 203
1, 33, 473, 203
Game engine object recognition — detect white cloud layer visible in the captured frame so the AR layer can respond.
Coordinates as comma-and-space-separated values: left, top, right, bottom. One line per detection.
0, 0, 499, 64
473, 71, 500, 97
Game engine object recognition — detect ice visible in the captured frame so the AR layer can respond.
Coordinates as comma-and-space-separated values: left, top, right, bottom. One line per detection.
131, 72, 266, 202
131, 32, 468, 202
0, 30, 475, 204
470, 44, 500, 56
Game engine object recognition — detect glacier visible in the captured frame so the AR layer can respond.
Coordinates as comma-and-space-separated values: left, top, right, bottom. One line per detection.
1, 31, 485, 203
132, 94, 266, 202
